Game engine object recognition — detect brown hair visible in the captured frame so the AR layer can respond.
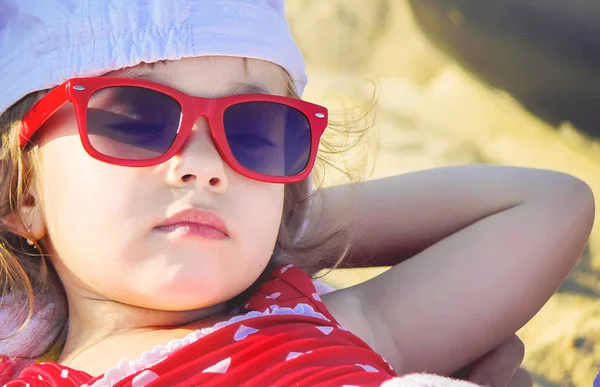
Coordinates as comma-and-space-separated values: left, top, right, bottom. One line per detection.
273, 75, 377, 275
0, 72, 376, 358
0, 89, 65, 346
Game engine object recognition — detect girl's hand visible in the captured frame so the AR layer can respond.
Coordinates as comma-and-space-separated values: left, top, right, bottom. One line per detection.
457, 335, 533, 387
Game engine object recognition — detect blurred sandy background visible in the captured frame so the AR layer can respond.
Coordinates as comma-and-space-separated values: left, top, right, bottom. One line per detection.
285, 1, 600, 386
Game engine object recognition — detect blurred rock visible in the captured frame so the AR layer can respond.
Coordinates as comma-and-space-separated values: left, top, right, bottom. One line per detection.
287, 0, 447, 84
286, 0, 393, 72
407, 0, 600, 139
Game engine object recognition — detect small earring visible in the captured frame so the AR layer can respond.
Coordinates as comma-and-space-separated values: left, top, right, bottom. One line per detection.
26, 229, 36, 248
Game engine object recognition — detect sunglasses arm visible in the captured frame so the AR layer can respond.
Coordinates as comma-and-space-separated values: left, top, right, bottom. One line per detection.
20, 84, 70, 147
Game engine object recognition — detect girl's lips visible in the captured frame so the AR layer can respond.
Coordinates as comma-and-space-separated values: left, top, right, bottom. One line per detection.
156, 222, 228, 240
155, 208, 230, 240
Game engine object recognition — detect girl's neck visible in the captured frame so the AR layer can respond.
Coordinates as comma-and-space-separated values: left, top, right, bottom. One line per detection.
58, 295, 229, 376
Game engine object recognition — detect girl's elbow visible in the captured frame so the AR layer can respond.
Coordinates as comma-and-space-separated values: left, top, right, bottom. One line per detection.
547, 173, 595, 231
560, 174, 594, 215
572, 178, 595, 233
533, 171, 594, 207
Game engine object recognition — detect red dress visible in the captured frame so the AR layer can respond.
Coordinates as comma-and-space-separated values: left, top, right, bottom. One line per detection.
5, 264, 397, 386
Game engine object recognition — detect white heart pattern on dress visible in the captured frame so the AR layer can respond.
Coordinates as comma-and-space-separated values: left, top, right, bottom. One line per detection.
266, 292, 281, 300
316, 326, 334, 335
285, 352, 304, 361
234, 324, 259, 341
202, 357, 232, 374
355, 364, 379, 373
132, 370, 160, 387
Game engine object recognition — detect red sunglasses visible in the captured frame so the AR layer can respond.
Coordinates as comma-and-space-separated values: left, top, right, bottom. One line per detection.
20, 77, 328, 183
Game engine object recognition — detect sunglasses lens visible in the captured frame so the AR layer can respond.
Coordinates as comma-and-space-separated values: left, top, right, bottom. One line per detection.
223, 101, 311, 177
86, 86, 182, 160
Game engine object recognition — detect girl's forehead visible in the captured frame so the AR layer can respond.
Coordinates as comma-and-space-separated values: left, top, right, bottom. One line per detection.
107, 56, 290, 98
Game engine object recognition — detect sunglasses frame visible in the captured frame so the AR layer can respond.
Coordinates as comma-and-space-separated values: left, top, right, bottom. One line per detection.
20, 77, 329, 183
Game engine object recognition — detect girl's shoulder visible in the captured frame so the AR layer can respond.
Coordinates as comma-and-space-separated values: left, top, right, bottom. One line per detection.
242, 263, 338, 320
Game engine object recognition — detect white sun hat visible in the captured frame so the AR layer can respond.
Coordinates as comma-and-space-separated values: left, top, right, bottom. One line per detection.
0, 0, 308, 115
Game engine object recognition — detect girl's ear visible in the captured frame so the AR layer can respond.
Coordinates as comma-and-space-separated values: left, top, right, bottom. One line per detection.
2, 185, 45, 243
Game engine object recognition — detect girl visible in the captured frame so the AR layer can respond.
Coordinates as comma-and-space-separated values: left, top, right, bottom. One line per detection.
0, 0, 594, 386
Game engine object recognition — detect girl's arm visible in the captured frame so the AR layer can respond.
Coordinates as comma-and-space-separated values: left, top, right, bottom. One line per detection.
318, 165, 594, 376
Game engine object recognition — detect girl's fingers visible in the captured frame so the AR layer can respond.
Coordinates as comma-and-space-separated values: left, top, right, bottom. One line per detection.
508, 368, 534, 387
468, 335, 525, 386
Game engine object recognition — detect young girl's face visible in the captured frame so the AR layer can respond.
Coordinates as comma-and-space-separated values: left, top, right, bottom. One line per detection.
30, 56, 287, 312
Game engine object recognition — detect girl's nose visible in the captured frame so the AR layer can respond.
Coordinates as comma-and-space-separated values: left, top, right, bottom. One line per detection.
165, 117, 229, 193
